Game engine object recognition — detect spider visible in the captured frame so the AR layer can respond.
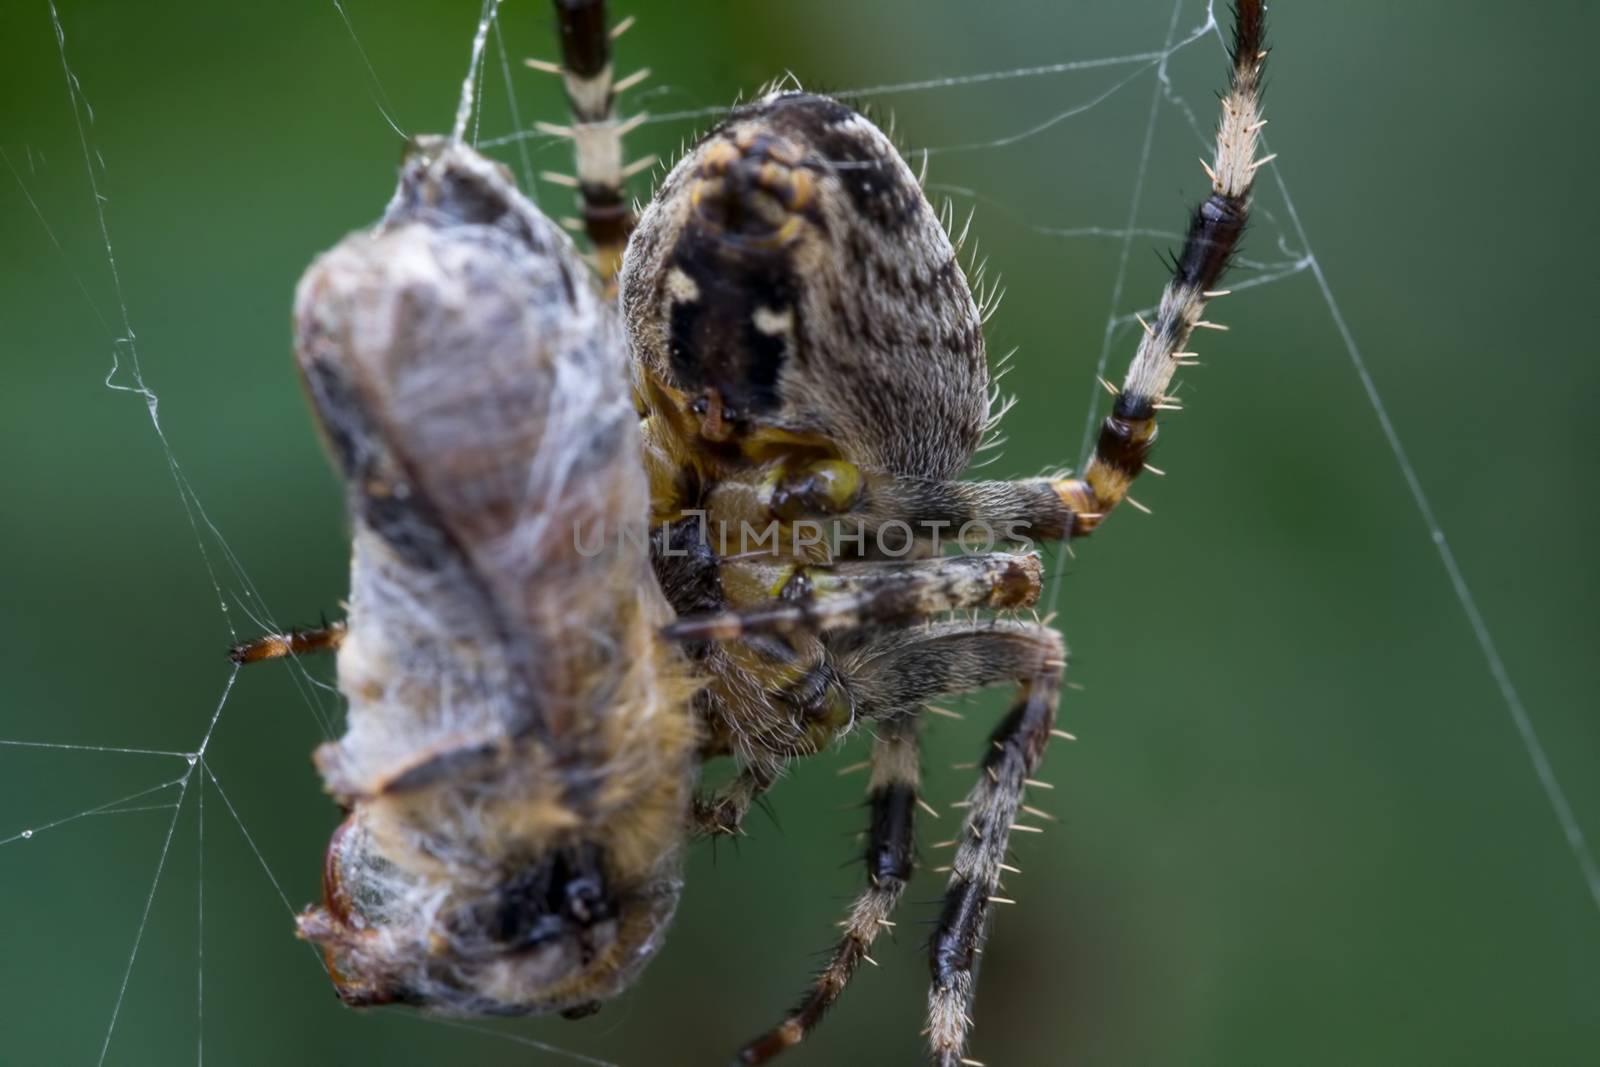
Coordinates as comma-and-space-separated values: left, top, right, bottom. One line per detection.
231, 2, 1271, 1063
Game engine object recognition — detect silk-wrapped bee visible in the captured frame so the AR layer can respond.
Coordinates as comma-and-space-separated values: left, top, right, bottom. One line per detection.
233, 0, 1271, 1061
244, 136, 697, 1017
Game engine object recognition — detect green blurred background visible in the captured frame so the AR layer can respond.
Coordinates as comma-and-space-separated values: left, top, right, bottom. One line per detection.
3, 1, 1597, 1064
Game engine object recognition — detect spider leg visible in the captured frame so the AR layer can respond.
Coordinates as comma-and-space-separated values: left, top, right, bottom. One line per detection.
824, 472, 1091, 542
228, 621, 347, 664
662, 552, 1042, 643
676, 551, 1047, 836
924, 14, 1263, 1061
692, 758, 782, 837
924, 635, 1063, 1067
1059, 0, 1267, 536
535, 0, 653, 282
774, 3, 1268, 546
733, 619, 1063, 1064
735, 714, 922, 1064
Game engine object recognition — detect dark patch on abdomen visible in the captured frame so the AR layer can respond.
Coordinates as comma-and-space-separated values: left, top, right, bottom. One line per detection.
300, 356, 464, 573
664, 226, 797, 416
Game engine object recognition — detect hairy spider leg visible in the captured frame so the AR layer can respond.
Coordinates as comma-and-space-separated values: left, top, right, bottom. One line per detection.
926, 645, 1063, 1067
531, 0, 655, 282
785, 0, 1269, 549
691, 759, 782, 838
675, 550, 1046, 844
729, 619, 1065, 1065
663, 552, 1044, 643
712, 2, 1268, 1061
736, 715, 921, 1063
1058, 0, 1268, 535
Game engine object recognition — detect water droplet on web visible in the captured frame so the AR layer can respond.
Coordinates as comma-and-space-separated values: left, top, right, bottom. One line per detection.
185, 753, 198, 766
20, 829, 33, 840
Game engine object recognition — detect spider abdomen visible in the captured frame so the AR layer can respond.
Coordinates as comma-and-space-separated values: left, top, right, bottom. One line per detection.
622, 91, 989, 480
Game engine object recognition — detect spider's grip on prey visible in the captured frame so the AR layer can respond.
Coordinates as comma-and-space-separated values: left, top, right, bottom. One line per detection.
228, 0, 1273, 1062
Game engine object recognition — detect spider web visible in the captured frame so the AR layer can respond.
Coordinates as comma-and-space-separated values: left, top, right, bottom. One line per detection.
2, 1, 1593, 1064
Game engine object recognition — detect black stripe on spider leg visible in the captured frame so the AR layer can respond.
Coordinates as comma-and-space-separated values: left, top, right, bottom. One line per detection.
1090, 390, 1160, 482
928, 671, 1060, 1066
543, 0, 650, 281
575, 181, 632, 254
867, 781, 917, 887
1175, 192, 1249, 295
553, 0, 609, 80
1064, 0, 1269, 534
1232, 0, 1267, 76
735, 723, 921, 1065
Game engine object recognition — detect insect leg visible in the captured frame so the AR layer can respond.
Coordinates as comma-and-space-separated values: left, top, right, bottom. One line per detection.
228, 621, 347, 664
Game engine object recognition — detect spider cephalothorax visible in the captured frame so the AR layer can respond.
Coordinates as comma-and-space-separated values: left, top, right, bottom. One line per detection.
233, 2, 1272, 1063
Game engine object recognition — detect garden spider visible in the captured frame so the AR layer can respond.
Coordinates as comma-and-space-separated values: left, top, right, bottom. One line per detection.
232, 1, 1271, 1063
